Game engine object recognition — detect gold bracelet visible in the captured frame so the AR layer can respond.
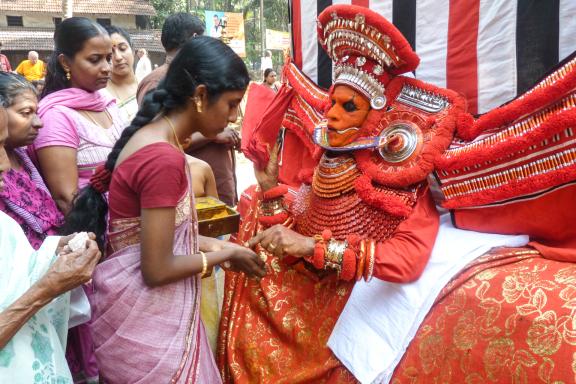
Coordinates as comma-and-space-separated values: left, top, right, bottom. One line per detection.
324, 239, 346, 273
200, 251, 208, 277
259, 198, 287, 216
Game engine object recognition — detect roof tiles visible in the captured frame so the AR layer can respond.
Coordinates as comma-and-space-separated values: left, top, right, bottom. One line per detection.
0, 0, 156, 16
0, 28, 163, 52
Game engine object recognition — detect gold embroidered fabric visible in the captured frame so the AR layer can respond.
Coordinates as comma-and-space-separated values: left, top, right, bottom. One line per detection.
391, 247, 576, 383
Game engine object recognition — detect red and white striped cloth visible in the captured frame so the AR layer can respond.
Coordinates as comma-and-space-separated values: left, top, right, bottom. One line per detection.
290, 0, 576, 114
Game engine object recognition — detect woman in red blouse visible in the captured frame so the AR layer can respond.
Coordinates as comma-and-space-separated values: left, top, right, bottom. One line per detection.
64, 36, 266, 383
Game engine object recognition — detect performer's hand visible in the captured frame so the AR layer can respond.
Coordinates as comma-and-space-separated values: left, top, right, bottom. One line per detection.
254, 141, 280, 192
247, 224, 315, 259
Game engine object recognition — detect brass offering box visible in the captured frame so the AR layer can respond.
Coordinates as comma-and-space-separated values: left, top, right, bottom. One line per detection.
195, 196, 240, 237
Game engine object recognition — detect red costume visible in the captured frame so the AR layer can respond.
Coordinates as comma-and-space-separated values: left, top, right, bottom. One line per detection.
218, 5, 466, 382
219, 5, 576, 383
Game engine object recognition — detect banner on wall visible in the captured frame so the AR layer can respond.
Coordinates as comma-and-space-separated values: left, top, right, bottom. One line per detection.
205, 10, 246, 57
265, 29, 291, 51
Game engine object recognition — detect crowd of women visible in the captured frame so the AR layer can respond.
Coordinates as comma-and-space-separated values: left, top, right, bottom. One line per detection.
0, 15, 266, 383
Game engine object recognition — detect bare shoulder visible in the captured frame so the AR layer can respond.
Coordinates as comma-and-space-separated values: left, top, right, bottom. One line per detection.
185, 155, 211, 171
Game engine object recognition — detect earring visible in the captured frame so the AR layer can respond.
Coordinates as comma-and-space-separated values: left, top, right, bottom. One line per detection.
65, 70, 71, 81
195, 98, 203, 113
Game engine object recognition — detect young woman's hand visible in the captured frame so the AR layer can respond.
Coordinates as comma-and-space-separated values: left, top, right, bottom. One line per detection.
224, 247, 267, 279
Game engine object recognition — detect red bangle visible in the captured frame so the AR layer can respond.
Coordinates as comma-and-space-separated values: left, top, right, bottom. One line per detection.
262, 185, 288, 200
364, 240, 376, 282
259, 211, 289, 226
356, 240, 366, 281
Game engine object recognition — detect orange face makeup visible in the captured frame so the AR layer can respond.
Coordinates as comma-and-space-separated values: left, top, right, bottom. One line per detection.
325, 85, 370, 147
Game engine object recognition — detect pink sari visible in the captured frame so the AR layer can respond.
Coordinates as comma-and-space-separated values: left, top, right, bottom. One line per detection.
90, 186, 221, 383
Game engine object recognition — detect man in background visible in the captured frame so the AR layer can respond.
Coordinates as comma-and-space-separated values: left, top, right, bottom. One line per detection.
15, 51, 45, 82
136, 13, 204, 103
134, 48, 152, 82
0, 42, 11, 72
137, 12, 240, 206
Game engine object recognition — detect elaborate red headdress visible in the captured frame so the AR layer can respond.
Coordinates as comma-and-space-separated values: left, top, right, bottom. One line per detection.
317, 4, 420, 110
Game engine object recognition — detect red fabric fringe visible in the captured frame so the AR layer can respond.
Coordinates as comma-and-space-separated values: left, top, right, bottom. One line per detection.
458, 61, 576, 140
437, 107, 576, 171
443, 162, 576, 209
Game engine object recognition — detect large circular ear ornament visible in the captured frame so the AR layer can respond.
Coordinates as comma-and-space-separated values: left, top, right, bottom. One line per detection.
370, 95, 387, 110
377, 119, 422, 163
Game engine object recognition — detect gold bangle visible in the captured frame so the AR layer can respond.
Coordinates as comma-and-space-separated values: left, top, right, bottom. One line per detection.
200, 251, 208, 277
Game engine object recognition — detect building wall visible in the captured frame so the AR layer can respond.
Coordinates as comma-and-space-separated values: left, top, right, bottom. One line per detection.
74, 14, 137, 29
0, 13, 58, 28
0, 13, 137, 29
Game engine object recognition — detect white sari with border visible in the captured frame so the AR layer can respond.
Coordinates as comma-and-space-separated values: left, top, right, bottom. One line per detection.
0, 210, 89, 384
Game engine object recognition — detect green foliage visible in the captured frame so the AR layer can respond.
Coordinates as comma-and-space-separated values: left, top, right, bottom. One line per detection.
150, 0, 289, 77
150, 0, 187, 29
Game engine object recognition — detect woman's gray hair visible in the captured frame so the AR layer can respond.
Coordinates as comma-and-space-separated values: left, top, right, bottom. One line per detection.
0, 72, 37, 107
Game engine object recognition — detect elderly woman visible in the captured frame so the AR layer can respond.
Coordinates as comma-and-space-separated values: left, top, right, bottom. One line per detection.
0, 99, 101, 384
0, 72, 63, 249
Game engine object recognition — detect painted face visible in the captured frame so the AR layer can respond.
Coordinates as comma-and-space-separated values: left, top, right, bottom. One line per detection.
5, 90, 42, 149
325, 85, 370, 147
198, 90, 245, 139
64, 34, 112, 92
0, 108, 10, 192
110, 33, 135, 78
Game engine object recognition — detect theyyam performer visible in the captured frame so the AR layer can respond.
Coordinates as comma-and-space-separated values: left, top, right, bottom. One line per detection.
219, 4, 576, 384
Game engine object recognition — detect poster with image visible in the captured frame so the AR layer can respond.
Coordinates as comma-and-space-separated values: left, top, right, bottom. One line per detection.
205, 10, 246, 58
266, 29, 291, 51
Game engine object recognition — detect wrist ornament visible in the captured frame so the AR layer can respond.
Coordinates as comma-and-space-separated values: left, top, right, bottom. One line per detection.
324, 238, 347, 274
262, 185, 288, 201
311, 229, 332, 269
258, 198, 289, 226
200, 251, 208, 278
362, 239, 376, 282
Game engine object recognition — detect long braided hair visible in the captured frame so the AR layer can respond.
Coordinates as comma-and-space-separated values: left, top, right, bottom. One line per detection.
62, 36, 250, 247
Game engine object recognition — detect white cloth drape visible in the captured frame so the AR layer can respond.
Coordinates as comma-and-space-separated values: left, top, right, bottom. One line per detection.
328, 214, 529, 384
0, 211, 90, 383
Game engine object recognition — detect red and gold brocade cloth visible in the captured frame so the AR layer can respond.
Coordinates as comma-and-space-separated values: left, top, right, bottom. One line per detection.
218, 178, 418, 383
391, 247, 576, 384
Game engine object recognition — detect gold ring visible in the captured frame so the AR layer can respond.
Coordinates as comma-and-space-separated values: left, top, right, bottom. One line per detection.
268, 243, 276, 251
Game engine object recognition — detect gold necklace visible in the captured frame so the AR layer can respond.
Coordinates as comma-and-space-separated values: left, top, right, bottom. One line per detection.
163, 115, 183, 152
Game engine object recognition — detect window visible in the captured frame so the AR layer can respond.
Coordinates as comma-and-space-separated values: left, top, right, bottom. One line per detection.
6, 16, 23, 27
53, 17, 62, 27
96, 18, 111, 27
135, 15, 150, 30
